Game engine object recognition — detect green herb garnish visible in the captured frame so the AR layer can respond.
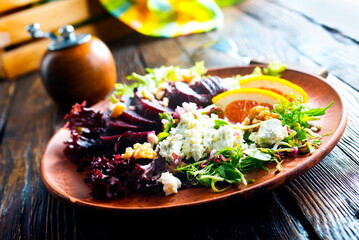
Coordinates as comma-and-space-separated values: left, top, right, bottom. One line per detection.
176, 146, 282, 192
111, 61, 207, 98
157, 112, 175, 141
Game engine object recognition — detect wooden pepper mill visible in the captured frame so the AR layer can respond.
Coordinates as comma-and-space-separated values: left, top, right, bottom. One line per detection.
26, 23, 117, 107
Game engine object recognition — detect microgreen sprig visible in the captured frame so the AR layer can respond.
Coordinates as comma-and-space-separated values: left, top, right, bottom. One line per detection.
175, 147, 283, 192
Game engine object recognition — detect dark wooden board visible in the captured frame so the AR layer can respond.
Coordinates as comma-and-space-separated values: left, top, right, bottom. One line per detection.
0, 74, 55, 239
239, 0, 359, 91
1, 1, 359, 239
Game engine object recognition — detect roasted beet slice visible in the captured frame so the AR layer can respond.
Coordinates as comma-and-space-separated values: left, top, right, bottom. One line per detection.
114, 131, 153, 153
166, 81, 209, 108
191, 76, 229, 96
192, 77, 216, 95
120, 108, 160, 127
100, 134, 122, 144
107, 119, 143, 133
209, 76, 229, 93
131, 91, 174, 121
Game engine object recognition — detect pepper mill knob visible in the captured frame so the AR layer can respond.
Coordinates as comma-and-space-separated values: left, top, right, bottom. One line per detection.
58, 25, 76, 40
26, 23, 117, 107
26, 23, 58, 41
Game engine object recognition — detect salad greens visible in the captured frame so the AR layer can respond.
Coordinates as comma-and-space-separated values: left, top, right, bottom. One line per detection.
66, 60, 333, 198
112, 61, 207, 98
157, 112, 175, 141
176, 146, 283, 192
167, 63, 333, 192
273, 93, 333, 128
262, 61, 287, 77
272, 93, 333, 150
174, 91, 332, 192
112, 60, 286, 99
223, 61, 287, 89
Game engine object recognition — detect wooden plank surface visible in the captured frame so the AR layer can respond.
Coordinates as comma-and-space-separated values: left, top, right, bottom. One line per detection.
0, 74, 55, 239
239, 0, 359, 91
1, 1, 359, 239
275, 0, 359, 42
0, 0, 40, 14
0, 17, 132, 80
0, 0, 106, 48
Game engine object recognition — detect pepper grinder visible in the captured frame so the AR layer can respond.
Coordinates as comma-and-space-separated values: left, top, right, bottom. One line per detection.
26, 23, 117, 107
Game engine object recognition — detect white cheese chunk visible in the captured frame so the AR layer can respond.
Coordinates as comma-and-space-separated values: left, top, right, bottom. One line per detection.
249, 119, 288, 146
158, 103, 243, 162
157, 172, 182, 196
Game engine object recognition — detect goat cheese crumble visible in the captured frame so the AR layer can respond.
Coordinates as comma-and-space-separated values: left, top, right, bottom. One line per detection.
157, 172, 182, 196
157, 103, 243, 162
249, 119, 288, 145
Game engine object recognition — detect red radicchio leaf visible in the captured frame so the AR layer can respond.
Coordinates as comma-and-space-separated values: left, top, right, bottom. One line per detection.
85, 155, 158, 200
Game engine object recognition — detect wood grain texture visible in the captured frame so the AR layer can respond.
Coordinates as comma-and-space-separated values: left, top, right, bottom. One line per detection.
286, 147, 359, 238
0, 17, 132, 80
0, 74, 56, 239
108, 34, 146, 83
58, 191, 309, 240
1, 1, 359, 239
0, 38, 50, 79
239, 0, 359, 91
0, 0, 106, 48
280, 74, 359, 239
0, 81, 15, 141
0, 0, 40, 13
136, 35, 193, 68
275, 0, 359, 42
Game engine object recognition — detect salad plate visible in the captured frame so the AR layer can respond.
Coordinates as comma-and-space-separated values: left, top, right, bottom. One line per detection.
41, 65, 347, 211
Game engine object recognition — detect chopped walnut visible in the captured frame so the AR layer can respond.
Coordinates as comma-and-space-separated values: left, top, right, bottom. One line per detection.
152, 83, 168, 100
121, 142, 157, 160
160, 97, 169, 107
154, 90, 165, 100
121, 147, 135, 160
243, 106, 278, 131
128, 105, 136, 110
110, 102, 126, 118
142, 89, 155, 101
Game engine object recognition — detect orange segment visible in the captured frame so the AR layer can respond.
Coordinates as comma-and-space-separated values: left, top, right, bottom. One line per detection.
225, 100, 273, 123
239, 76, 309, 102
212, 88, 288, 123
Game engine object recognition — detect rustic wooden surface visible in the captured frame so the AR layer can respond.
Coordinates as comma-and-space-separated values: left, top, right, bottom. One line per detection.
1, 1, 359, 239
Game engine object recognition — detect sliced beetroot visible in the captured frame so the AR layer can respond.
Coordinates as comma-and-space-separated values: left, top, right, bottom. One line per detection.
131, 91, 174, 121
192, 77, 216, 95
167, 81, 209, 108
191, 76, 229, 97
209, 76, 230, 93
100, 134, 122, 144
120, 108, 160, 127
114, 131, 153, 153
107, 119, 143, 133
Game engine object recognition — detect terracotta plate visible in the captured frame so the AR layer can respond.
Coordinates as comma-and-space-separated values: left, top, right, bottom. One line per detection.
41, 66, 348, 211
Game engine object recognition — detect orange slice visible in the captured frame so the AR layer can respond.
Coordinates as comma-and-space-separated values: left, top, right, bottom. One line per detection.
239, 76, 308, 102
212, 88, 288, 123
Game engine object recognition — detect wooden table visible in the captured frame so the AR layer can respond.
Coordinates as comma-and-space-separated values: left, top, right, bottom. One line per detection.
1, 1, 359, 239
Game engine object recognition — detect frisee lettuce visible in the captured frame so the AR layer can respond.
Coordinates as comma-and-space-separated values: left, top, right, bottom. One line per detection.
175, 146, 282, 192
173, 91, 332, 192
223, 61, 287, 89
112, 61, 207, 98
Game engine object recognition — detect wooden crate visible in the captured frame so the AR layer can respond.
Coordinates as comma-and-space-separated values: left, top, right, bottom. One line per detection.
0, 0, 133, 80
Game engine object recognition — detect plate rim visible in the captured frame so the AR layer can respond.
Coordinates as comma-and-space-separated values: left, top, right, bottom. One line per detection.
41, 65, 348, 211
